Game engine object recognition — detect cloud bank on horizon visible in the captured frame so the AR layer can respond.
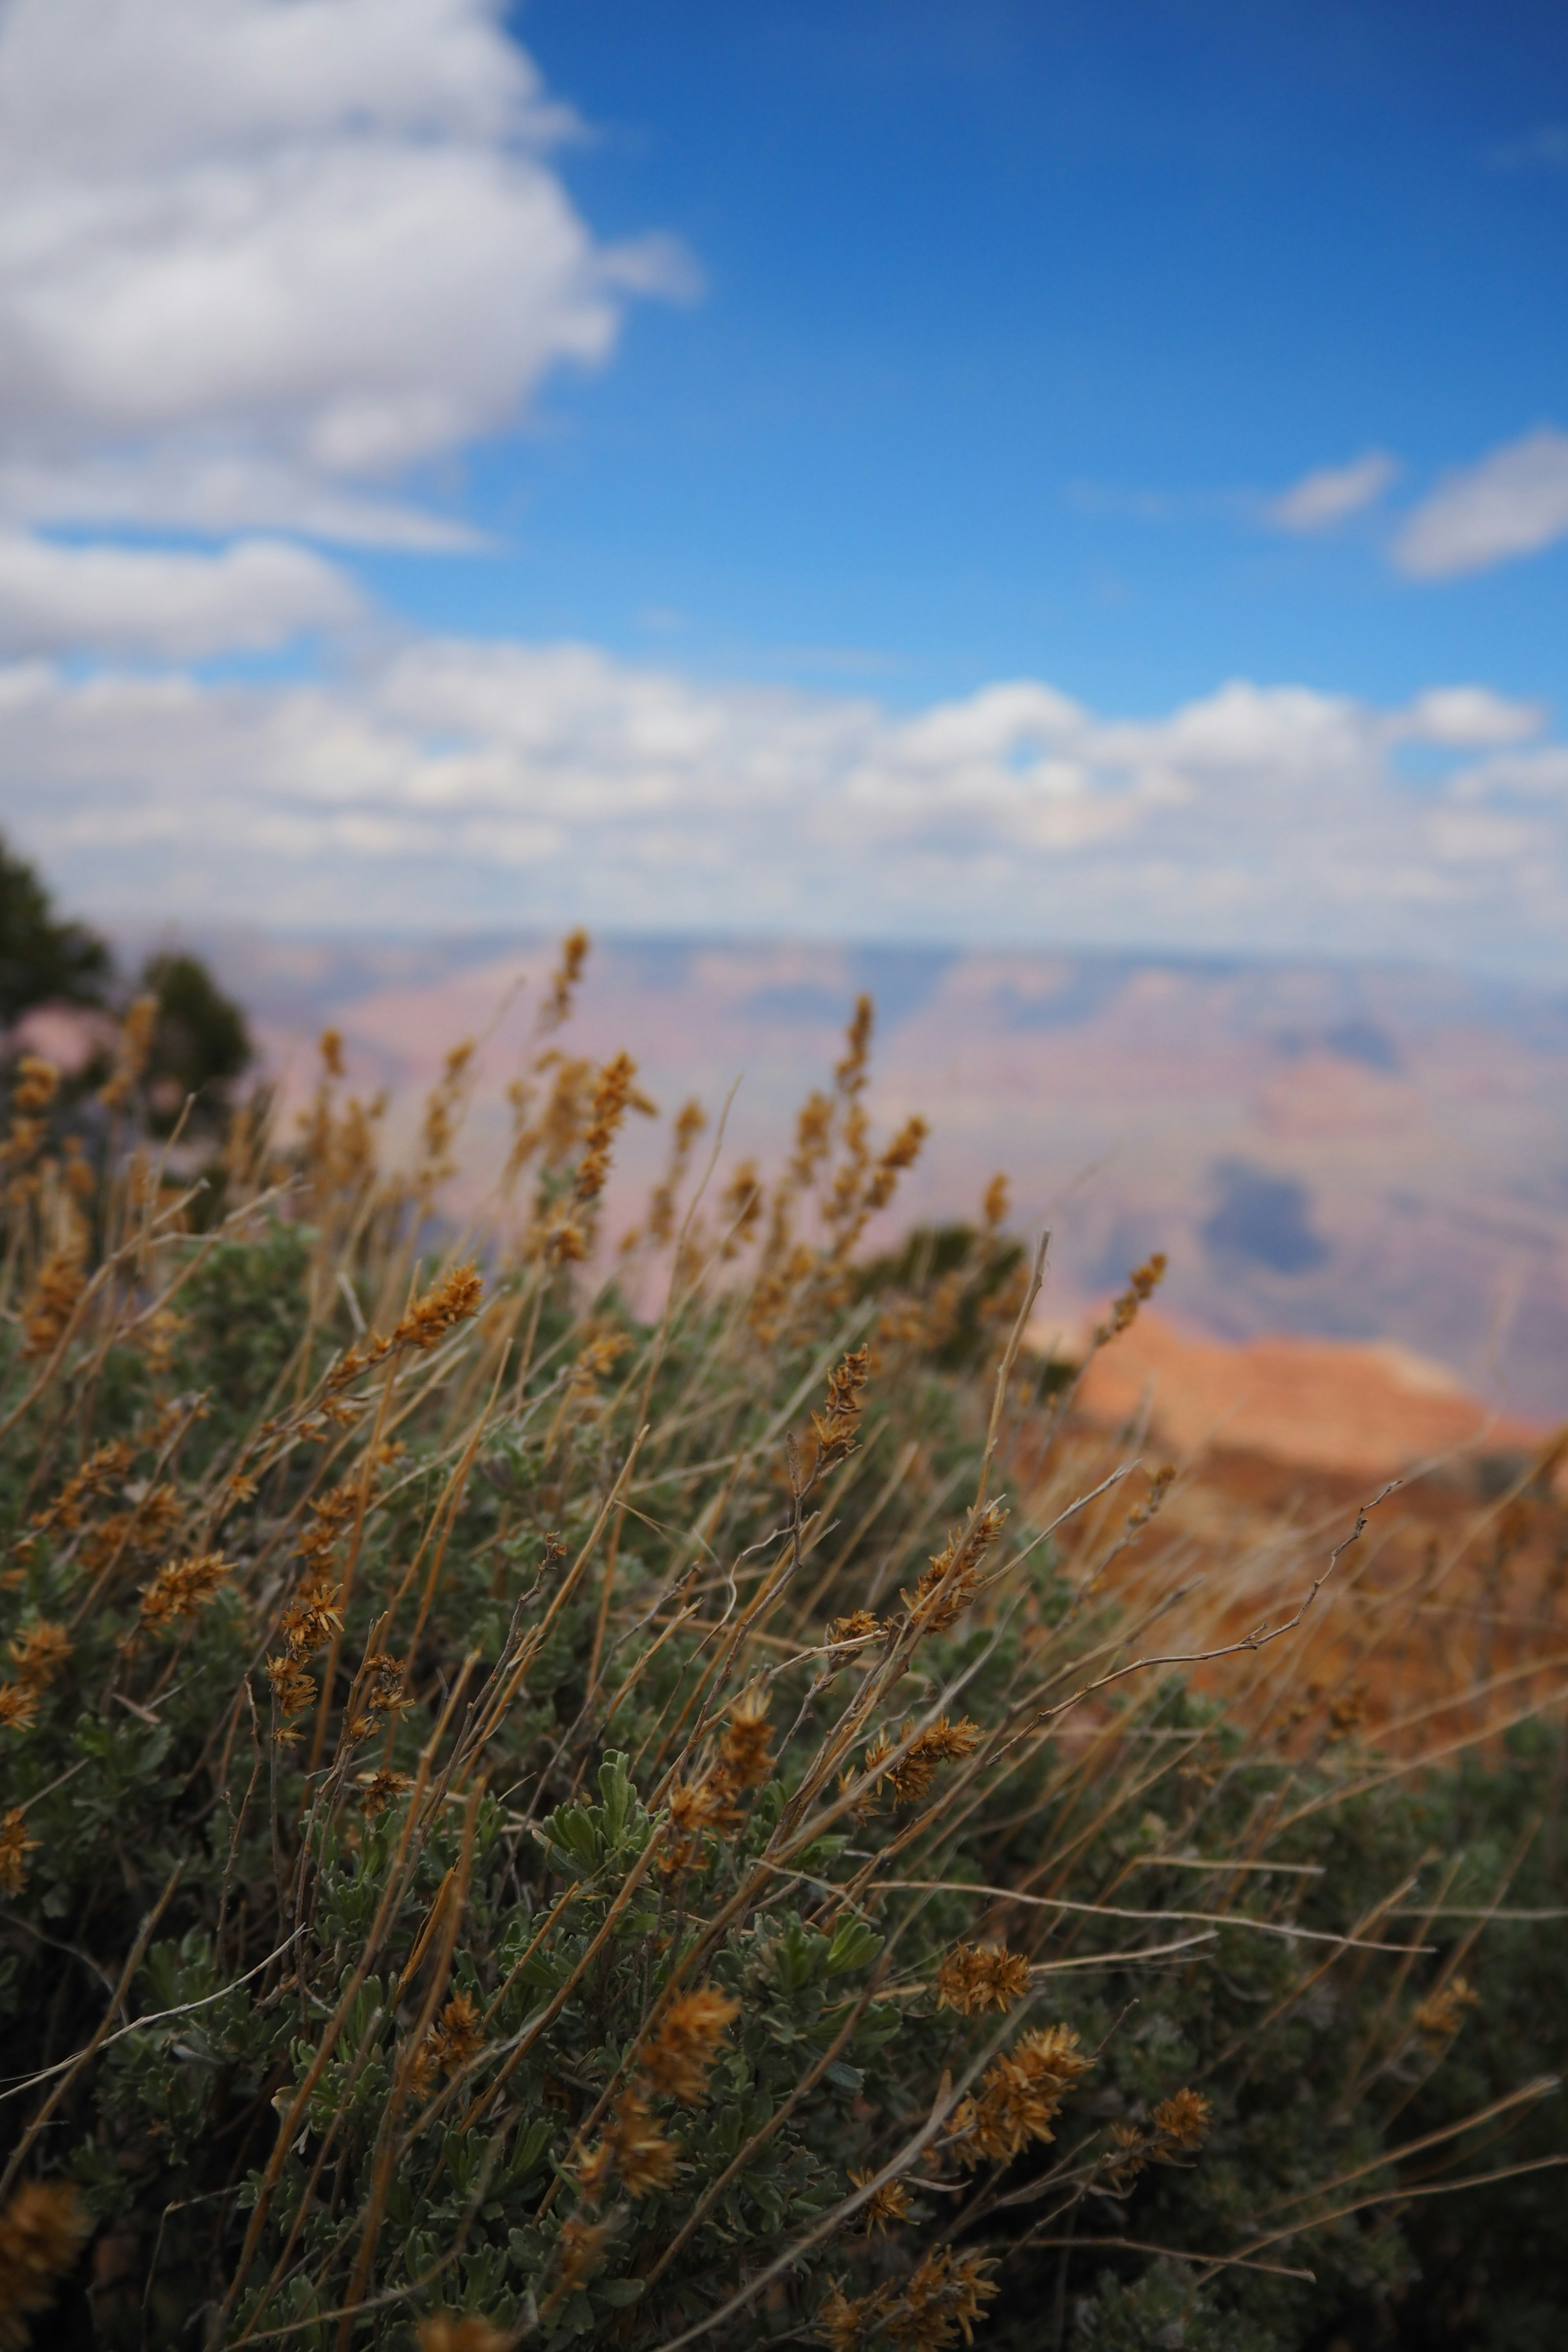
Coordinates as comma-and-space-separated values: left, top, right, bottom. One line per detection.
0, 0, 1566, 977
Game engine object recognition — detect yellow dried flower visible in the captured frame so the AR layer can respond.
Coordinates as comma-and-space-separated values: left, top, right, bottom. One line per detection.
863, 1715, 982, 1809
1414, 1976, 1481, 2045
391, 1262, 483, 1353
9, 1621, 69, 1690
278, 1579, 342, 1661
719, 1693, 774, 1793
1105, 2120, 1146, 2194
10, 1055, 60, 1116
816, 2281, 868, 2352
640, 1986, 740, 2104
20, 1249, 85, 1361
138, 1552, 232, 1633
953, 2024, 1093, 2167
574, 1050, 639, 1205
810, 1346, 870, 1474
0, 1685, 39, 1734
584, 2090, 682, 2202
414, 1992, 486, 2089
555, 2213, 613, 2293
0, 2179, 90, 2351
877, 2247, 999, 2350
935, 1941, 1031, 2016
1151, 2086, 1212, 2155
416, 2320, 516, 2352
849, 2167, 913, 2235
902, 1504, 1007, 1637
0, 1809, 40, 1898
827, 1609, 880, 1648
1094, 1253, 1167, 1345
357, 1768, 414, 1818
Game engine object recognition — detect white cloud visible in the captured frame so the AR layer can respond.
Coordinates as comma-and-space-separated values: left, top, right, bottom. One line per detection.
1393, 427, 1568, 578
1395, 687, 1546, 747
0, 0, 695, 542
1266, 451, 1399, 532
0, 532, 360, 657
3, 645, 1565, 977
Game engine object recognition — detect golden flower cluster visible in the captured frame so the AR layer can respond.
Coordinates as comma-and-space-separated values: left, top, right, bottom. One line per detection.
1105, 2085, 1212, 2191
818, 2246, 998, 2352
0, 1617, 72, 1732
577, 2088, 682, 2203
935, 1940, 1031, 2017
357, 1766, 414, 1817
862, 1714, 982, 1810
31, 1440, 133, 1539
0, 2179, 90, 2352
412, 1991, 486, 2091
1414, 1976, 1481, 2046
951, 2025, 1093, 2167
0, 1808, 40, 1898
576, 1984, 738, 2211
663, 1693, 776, 1872
902, 1504, 1007, 1638
346, 1651, 410, 1743
20, 1247, 86, 1362
416, 2316, 516, 2352
809, 1346, 871, 1479
392, 1263, 484, 1353
265, 1574, 342, 1744
138, 1552, 232, 1635
1094, 1252, 1167, 1346
826, 1608, 881, 1649
639, 1985, 741, 2104
847, 2167, 913, 2236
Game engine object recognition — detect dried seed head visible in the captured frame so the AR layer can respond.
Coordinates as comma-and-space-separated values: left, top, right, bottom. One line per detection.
414, 1992, 486, 2089
0, 2179, 90, 2348
555, 2214, 613, 2294
935, 1941, 1031, 2017
826, 1609, 880, 1648
1414, 1976, 1481, 2045
1150, 2086, 1212, 2156
719, 1693, 774, 1793
138, 1553, 232, 1633
902, 1504, 1007, 1637
640, 1986, 740, 2104
392, 1262, 483, 1353
0, 1685, 39, 1734
0, 1809, 40, 1898
9, 1621, 70, 1690
810, 1346, 870, 1473
357, 1768, 414, 1818
416, 2321, 517, 2352
864, 1715, 982, 1809
848, 2168, 913, 2236
953, 2024, 1093, 2167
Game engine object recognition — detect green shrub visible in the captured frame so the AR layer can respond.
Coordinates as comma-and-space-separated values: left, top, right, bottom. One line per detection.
0, 963, 1563, 2351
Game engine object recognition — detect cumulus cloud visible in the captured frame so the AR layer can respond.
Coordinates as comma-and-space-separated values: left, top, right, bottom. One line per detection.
2, 646, 1565, 977
1393, 427, 1568, 578
1266, 450, 1400, 532
0, 0, 695, 542
0, 532, 360, 658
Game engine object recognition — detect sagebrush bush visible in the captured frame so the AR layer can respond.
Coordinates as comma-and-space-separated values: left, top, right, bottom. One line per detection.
0, 941, 1564, 2352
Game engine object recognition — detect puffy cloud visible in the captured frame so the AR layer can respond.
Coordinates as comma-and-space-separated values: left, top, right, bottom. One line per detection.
0, 0, 695, 542
0, 531, 360, 657
1266, 450, 1399, 532
1392, 427, 1568, 578
2, 644, 1565, 976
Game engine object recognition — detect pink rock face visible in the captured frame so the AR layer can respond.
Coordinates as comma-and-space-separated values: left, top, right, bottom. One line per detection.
121, 927, 1568, 1424
1072, 1311, 1544, 1481
5, 1001, 118, 1075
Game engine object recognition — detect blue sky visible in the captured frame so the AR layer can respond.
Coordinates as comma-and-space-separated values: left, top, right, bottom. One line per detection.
0, 0, 1566, 973
372, 0, 1568, 711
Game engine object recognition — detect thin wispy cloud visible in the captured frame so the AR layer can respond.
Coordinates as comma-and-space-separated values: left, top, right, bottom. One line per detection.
1265, 451, 1399, 533
1393, 427, 1568, 579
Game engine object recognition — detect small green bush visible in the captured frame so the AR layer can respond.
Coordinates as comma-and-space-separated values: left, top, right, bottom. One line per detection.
0, 960, 1563, 2351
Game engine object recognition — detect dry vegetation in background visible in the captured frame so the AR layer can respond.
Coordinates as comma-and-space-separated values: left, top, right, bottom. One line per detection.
1, 933, 1566, 2352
